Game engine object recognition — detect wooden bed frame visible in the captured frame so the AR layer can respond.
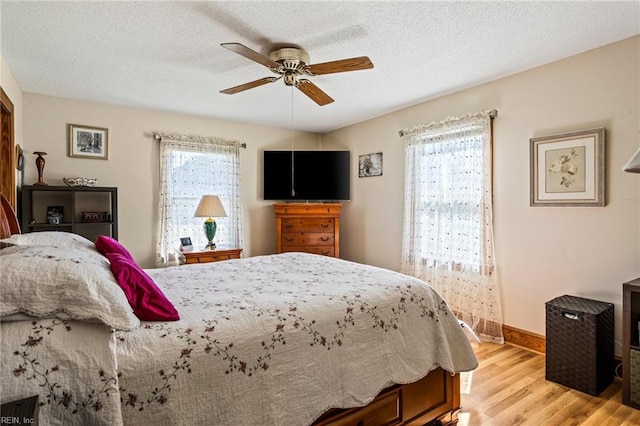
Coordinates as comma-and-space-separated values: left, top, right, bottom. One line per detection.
314, 368, 460, 425
0, 191, 462, 425
0, 193, 20, 238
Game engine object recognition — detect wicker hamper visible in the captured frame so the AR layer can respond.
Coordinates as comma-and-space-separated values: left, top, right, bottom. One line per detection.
545, 295, 614, 396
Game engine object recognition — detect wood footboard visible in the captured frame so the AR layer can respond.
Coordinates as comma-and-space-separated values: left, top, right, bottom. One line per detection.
313, 368, 460, 426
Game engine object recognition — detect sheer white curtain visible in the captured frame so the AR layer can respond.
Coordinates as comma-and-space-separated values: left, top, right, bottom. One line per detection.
400, 111, 503, 343
156, 134, 244, 267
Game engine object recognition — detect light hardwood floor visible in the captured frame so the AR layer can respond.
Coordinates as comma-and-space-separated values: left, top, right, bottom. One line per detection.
459, 342, 640, 425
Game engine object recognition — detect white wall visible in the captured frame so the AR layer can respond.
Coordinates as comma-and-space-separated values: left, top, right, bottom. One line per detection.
324, 36, 640, 354
21, 95, 321, 268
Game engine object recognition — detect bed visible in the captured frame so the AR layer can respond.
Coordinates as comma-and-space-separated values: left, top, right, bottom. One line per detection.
0, 195, 477, 425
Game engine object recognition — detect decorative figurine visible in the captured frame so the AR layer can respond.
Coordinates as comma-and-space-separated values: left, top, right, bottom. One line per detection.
33, 151, 48, 186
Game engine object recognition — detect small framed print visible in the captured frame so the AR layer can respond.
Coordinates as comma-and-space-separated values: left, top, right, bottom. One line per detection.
359, 152, 383, 177
69, 124, 109, 160
180, 237, 193, 252
15, 144, 24, 171
530, 127, 605, 207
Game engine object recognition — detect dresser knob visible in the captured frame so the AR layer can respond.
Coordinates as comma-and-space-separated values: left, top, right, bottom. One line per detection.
320, 223, 329, 228
320, 237, 330, 241
285, 237, 294, 242
285, 223, 294, 228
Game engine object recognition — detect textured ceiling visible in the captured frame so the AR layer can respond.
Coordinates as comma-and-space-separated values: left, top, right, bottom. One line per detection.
1, 1, 639, 133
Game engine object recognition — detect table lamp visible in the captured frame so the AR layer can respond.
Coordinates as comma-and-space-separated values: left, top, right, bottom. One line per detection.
194, 195, 227, 250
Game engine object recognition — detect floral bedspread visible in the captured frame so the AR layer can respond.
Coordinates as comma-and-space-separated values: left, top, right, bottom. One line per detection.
0, 319, 123, 425
117, 253, 478, 425
1, 253, 478, 426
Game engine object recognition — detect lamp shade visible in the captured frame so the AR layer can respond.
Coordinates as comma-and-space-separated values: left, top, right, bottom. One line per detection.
623, 147, 640, 173
194, 195, 228, 218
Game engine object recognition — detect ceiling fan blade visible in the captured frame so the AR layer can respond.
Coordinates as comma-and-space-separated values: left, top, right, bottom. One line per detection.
306, 56, 373, 75
220, 77, 279, 94
296, 79, 334, 106
221, 42, 281, 70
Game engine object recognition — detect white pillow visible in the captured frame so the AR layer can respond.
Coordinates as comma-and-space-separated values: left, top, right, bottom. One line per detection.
0, 231, 96, 251
0, 245, 140, 330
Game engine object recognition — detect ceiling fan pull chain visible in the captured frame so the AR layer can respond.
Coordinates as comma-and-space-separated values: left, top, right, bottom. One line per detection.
290, 86, 296, 197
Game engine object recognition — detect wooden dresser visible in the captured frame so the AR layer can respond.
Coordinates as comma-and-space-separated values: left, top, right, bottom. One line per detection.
274, 203, 341, 258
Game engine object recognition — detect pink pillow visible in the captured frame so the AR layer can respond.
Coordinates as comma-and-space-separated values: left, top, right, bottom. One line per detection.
106, 253, 179, 321
95, 235, 133, 260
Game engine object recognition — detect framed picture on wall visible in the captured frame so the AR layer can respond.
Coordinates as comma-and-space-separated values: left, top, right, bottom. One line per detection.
359, 152, 383, 177
69, 124, 109, 160
530, 127, 605, 207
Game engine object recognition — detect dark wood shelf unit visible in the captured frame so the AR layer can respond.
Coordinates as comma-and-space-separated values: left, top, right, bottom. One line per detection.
623, 277, 640, 409
20, 185, 118, 240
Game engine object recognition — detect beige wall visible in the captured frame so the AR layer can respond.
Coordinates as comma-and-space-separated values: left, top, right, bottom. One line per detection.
1, 54, 24, 171
324, 36, 640, 354
21, 95, 321, 267
9, 37, 640, 355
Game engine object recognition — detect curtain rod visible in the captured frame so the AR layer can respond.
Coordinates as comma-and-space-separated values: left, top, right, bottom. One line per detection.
153, 133, 246, 149
398, 109, 498, 137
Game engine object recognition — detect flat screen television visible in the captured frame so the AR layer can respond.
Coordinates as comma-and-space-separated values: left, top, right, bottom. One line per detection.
263, 150, 350, 201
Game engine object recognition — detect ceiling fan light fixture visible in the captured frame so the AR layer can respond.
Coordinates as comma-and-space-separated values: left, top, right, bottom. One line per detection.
269, 47, 310, 70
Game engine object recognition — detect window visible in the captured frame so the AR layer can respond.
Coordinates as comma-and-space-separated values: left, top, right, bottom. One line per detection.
411, 135, 485, 269
156, 135, 243, 266
400, 111, 503, 342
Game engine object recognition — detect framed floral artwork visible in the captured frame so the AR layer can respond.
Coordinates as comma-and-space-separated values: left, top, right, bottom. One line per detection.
530, 127, 605, 206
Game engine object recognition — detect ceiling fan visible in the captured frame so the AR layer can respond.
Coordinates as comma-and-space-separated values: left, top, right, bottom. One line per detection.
219, 43, 374, 106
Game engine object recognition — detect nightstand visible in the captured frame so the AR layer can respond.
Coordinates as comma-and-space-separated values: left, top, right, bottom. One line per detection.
182, 248, 243, 264
1, 395, 39, 425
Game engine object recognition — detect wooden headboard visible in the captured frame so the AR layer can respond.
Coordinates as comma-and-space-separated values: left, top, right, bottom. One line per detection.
0, 87, 19, 238
0, 193, 20, 238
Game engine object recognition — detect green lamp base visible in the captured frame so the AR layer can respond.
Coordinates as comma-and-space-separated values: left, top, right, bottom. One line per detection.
203, 218, 217, 250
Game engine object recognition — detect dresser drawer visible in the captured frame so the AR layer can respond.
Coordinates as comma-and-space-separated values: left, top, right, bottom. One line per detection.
281, 246, 335, 257
183, 248, 243, 264
282, 218, 334, 233
281, 233, 334, 246
274, 204, 342, 216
